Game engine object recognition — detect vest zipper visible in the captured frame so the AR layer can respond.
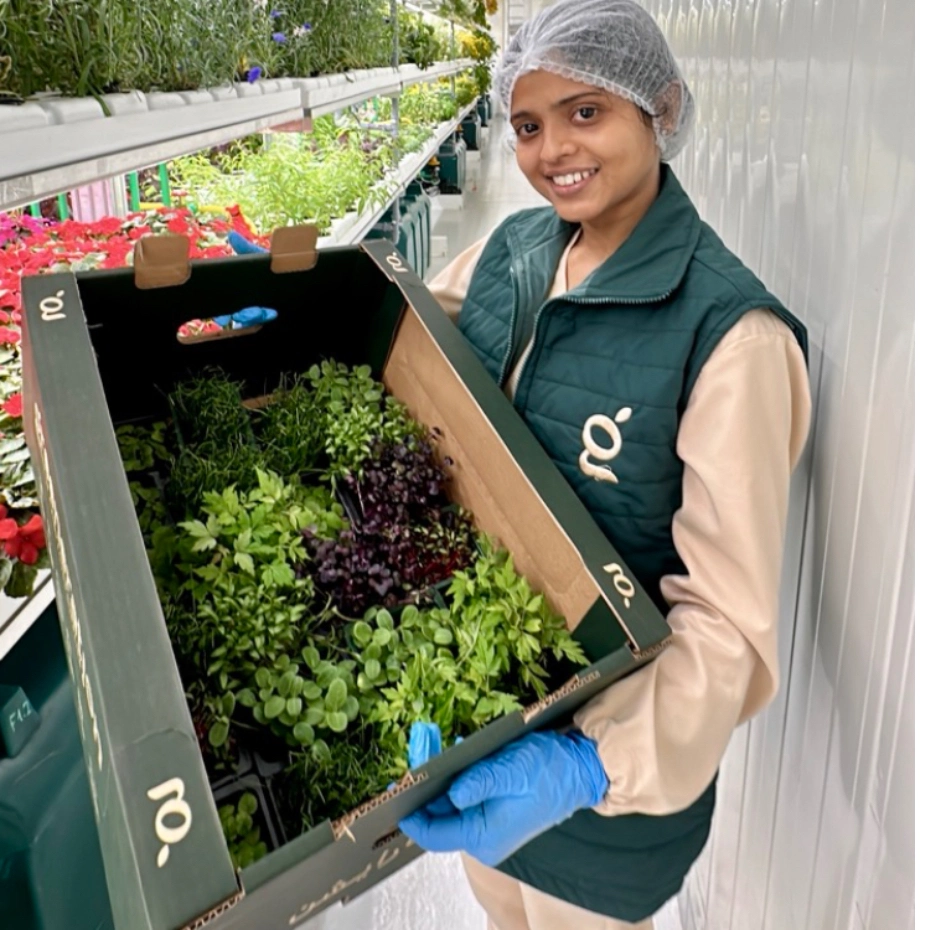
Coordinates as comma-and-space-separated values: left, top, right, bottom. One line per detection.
509, 290, 674, 403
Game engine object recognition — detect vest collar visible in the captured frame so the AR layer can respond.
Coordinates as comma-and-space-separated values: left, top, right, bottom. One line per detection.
512, 165, 702, 304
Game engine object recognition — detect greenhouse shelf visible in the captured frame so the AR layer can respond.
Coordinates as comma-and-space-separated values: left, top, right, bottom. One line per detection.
0, 60, 473, 212
0, 571, 54, 663
297, 59, 471, 116
320, 100, 476, 248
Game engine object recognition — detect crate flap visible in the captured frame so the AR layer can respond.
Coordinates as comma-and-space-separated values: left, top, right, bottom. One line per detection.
21, 271, 240, 930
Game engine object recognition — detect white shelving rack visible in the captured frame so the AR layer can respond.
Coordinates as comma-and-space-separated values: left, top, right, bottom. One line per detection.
320, 100, 474, 247
0, 59, 473, 213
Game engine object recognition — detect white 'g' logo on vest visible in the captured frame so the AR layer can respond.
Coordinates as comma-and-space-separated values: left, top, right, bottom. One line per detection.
579, 407, 633, 484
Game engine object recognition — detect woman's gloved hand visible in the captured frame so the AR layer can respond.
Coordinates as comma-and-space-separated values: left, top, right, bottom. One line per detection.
399, 730, 609, 867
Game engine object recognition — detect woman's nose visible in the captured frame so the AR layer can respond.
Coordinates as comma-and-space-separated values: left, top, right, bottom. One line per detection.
539, 126, 577, 164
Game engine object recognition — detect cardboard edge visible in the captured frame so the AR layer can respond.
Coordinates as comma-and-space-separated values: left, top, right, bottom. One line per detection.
633, 635, 673, 664
332, 770, 428, 841
520, 667, 603, 725
133, 234, 192, 289
180, 876, 245, 930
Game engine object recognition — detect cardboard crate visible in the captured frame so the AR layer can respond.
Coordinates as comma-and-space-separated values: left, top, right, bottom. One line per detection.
21, 230, 671, 930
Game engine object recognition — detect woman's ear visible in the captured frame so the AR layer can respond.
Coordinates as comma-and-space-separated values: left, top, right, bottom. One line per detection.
654, 79, 684, 136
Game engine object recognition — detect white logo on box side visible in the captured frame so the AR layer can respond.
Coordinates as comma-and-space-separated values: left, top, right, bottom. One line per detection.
147, 778, 193, 868
40, 291, 67, 321
603, 562, 636, 609
385, 253, 407, 274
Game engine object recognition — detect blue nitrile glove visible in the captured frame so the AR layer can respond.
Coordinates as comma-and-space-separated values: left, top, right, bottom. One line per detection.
408, 720, 443, 768
399, 730, 608, 867
227, 231, 268, 255
210, 307, 278, 329
399, 721, 459, 817
230, 306, 278, 328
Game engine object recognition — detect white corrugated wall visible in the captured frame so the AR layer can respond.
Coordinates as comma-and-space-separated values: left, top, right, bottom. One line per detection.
634, 2, 915, 928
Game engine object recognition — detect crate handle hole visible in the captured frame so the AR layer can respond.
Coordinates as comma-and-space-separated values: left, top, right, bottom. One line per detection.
177, 307, 278, 344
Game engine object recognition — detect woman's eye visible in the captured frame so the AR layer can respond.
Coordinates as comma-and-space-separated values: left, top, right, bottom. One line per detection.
516, 122, 540, 137
575, 106, 598, 121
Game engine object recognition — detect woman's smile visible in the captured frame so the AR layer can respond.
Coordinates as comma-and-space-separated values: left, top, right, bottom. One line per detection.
546, 167, 600, 196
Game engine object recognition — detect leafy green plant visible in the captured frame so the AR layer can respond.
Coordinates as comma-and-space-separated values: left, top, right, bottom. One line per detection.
0, 434, 37, 511
460, 28, 497, 96
169, 370, 252, 450
171, 128, 396, 235
218, 792, 268, 870
399, 9, 445, 69
306, 360, 424, 479
455, 75, 480, 109
357, 536, 589, 759
0, 0, 396, 99
118, 363, 590, 843
166, 444, 267, 518
162, 372, 265, 513
280, 732, 395, 832
256, 377, 327, 478
175, 469, 343, 599
241, 647, 362, 749
117, 421, 173, 473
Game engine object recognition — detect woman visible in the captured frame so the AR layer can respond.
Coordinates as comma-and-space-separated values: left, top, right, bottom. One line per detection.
399, 1, 812, 928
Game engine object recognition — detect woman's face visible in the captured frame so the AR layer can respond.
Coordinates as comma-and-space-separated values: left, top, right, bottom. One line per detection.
510, 70, 661, 227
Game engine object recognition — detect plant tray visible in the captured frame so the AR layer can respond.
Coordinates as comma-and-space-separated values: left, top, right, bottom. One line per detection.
21, 230, 671, 930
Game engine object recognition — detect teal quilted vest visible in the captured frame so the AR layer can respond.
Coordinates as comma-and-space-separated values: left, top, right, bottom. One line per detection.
458, 166, 807, 921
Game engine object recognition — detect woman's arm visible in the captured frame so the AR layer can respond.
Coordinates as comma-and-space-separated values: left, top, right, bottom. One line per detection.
575, 308, 812, 816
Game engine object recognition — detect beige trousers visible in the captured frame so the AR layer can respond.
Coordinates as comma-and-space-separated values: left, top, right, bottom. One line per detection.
462, 856, 655, 930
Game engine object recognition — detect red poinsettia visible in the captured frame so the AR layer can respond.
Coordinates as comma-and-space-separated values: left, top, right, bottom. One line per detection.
87, 216, 124, 237
0, 509, 45, 565
166, 216, 190, 236
2, 393, 22, 418
0, 327, 20, 346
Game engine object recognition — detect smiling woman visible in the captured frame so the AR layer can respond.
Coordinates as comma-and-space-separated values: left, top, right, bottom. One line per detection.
509, 74, 661, 269
413, 1, 812, 928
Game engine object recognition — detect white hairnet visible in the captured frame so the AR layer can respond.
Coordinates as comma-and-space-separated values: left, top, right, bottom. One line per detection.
493, 0, 695, 160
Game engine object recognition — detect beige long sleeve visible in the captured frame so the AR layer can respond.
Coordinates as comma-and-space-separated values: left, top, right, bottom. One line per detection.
427, 234, 493, 325
427, 242, 812, 818
575, 309, 811, 816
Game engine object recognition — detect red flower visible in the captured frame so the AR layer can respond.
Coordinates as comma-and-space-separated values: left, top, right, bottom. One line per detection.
0, 510, 17, 547
129, 225, 152, 241
0, 513, 45, 565
0, 311, 9, 324
0, 327, 20, 346
2, 394, 22, 418
88, 217, 123, 237
167, 217, 189, 236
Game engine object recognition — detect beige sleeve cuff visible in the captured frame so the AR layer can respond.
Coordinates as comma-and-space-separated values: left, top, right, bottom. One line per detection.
575, 309, 812, 816
426, 233, 493, 324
